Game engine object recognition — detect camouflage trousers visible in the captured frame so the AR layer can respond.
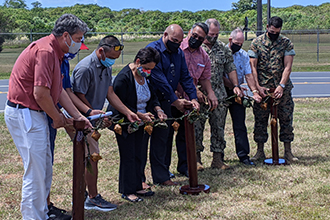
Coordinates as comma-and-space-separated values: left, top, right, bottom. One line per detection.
195, 102, 228, 153
253, 89, 294, 143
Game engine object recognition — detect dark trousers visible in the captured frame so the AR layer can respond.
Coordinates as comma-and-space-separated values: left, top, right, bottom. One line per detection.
150, 100, 172, 184
165, 106, 188, 174
227, 88, 250, 160
116, 126, 147, 194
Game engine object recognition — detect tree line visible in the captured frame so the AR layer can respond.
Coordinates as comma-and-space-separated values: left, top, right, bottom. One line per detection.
1, 0, 330, 51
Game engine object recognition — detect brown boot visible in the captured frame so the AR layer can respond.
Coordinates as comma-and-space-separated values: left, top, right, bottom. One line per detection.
196, 152, 204, 171
211, 152, 229, 170
251, 143, 266, 161
284, 142, 298, 163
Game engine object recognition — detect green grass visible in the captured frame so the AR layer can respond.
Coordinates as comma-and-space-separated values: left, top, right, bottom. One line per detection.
1, 98, 330, 219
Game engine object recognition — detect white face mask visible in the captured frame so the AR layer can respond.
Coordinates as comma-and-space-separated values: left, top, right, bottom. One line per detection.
65, 34, 82, 54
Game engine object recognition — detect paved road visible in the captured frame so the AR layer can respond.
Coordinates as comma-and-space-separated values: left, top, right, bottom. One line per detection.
1, 72, 330, 113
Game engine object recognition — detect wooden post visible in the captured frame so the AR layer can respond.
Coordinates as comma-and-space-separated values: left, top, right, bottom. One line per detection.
180, 105, 210, 195
72, 120, 86, 220
264, 97, 287, 165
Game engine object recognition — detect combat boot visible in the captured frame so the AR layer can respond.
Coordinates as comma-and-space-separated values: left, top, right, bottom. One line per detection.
211, 152, 229, 170
284, 142, 298, 163
251, 143, 266, 161
196, 152, 204, 171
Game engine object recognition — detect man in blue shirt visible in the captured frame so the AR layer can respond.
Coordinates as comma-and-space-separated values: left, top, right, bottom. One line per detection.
147, 24, 199, 186
223, 28, 262, 165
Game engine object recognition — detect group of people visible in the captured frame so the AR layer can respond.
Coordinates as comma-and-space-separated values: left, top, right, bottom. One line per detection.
4, 13, 298, 220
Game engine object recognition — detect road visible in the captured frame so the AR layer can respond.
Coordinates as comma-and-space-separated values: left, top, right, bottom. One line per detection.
1, 72, 330, 113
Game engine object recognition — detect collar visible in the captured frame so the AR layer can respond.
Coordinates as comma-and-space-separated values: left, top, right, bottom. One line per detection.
158, 37, 168, 53
91, 50, 104, 68
50, 34, 65, 60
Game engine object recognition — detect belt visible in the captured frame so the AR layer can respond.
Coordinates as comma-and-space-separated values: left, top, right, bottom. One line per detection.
7, 100, 44, 112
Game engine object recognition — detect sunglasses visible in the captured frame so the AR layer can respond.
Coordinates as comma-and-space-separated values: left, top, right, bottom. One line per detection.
100, 43, 124, 51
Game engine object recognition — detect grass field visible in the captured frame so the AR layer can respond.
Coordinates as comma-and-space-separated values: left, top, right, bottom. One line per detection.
1, 33, 330, 79
1, 98, 330, 219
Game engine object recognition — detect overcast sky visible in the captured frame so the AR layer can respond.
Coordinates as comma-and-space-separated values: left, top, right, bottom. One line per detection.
1, 0, 329, 12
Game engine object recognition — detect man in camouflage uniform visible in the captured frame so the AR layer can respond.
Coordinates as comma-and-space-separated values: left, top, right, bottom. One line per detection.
248, 16, 298, 163
195, 18, 242, 170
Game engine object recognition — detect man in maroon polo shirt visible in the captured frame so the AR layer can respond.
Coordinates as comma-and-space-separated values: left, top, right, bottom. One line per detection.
5, 14, 90, 220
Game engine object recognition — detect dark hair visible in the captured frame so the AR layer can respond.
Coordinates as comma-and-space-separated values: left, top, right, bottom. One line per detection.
52, 14, 88, 36
268, 16, 283, 28
192, 22, 209, 35
134, 47, 160, 65
98, 35, 121, 52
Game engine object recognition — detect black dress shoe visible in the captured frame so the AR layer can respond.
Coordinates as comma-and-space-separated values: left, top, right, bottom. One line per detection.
179, 171, 189, 177
169, 171, 175, 179
240, 158, 256, 166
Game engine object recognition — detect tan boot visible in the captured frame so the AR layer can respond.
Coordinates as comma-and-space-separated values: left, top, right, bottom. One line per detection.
196, 152, 204, 171
284, 142, 298, 163
251, 143, 266, 161
211, 152, 229, 170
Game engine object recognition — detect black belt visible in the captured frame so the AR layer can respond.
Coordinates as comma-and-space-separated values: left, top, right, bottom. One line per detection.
7, 100, 44, 112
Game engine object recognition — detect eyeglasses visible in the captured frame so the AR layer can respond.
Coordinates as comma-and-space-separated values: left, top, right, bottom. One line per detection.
100, 43, 124, 51
191, 32, 205, 42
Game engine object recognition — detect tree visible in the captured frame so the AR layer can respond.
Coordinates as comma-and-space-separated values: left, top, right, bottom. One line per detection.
3, 0, 27, 9
31, 1, 41, 9
232, 0, 257, 13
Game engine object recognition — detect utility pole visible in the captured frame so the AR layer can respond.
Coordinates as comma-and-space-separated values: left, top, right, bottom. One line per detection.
267, 0, 271, 24
257, 0, 263, 36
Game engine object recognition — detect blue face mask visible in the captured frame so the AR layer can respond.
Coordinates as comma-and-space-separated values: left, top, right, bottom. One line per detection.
100, 57, 115, 67
100, 50, 115, 67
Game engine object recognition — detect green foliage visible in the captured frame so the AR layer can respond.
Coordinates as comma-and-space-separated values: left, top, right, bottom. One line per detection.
232, 0, 257, 13
1, 2, 330, 47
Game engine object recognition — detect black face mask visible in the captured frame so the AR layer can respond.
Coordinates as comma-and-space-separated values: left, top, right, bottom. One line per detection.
206, 35, 218, 45
166, 39, 180, 53
188, 36, 203, 49
267, 32, 280, 41
231, 42, 242, 54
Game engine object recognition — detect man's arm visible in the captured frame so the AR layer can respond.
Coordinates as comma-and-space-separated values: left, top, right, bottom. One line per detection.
250, 57, 268, 98
107, 86, 140, 122
274, 55, 294, 99
34, 86, 66, 129
227, 70, 243, 97
245, 74, 262, 103
65, 88, 104, 116
199, 78, 218, 110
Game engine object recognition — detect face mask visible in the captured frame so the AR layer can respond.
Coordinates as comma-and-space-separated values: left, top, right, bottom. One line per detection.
166, 39, 180, 53
100, 50, 116, 67
63, 52, 77, 60
188, 36, 203, 49
267, 32, 280, 41
206, 35, 218, 45
65, 34, 82, 54
137, 66, 151, 77
231, 42, 242, 54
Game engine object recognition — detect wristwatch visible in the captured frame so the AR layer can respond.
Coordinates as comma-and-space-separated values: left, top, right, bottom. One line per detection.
279, 83, 285, 88
233, 85, 241, 89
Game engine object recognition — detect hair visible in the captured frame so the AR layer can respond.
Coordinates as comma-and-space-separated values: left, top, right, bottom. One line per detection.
52, 14, 88, 37
98, 35, 121, 52
191, 22, 209, 35
134, 47, 160, 65
205, 18, 220, 29
268, 16, 283, 28
230, 28, 243, 39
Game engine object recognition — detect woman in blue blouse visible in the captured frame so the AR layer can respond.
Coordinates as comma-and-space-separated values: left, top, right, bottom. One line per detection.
111, 47, 167, 202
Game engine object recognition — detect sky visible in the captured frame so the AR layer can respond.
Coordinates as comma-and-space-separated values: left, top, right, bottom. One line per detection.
1, 0, 329, 12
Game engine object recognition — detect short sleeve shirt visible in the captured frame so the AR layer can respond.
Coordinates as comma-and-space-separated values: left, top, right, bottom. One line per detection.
202, 40, 236, 101
180, 37, 211, 85
71, 50, 113, 110
248, 33, 295, 88
8, 34, 64, 110
227, 47, 252, 85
